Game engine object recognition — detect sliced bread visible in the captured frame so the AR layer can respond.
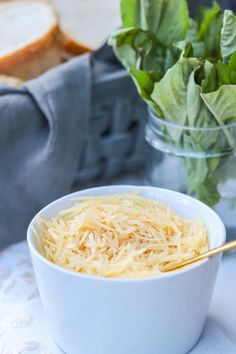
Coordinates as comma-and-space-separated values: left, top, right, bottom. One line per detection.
50, 0, 121, 53
0, 0, 62, 80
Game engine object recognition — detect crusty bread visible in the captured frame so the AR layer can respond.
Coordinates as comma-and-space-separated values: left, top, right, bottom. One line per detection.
62, 35, 92, 56
50, 0, 121, 53
0, 0, 62, 80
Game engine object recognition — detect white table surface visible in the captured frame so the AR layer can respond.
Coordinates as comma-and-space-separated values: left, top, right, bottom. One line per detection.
0, 242, 235, 354
0, 175, 235, 354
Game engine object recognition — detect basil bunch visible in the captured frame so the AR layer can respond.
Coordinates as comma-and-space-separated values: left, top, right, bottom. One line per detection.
109, 0, 236, 206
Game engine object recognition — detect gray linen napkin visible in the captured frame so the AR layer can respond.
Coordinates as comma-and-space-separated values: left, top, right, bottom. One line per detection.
0, 55, 91, 249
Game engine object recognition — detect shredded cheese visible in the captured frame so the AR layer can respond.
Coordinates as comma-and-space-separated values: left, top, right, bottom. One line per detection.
37, 194, 208, 278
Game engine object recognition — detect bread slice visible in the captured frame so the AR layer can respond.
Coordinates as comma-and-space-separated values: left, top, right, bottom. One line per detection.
0, 0, 62, 80
50, 0, 121, 53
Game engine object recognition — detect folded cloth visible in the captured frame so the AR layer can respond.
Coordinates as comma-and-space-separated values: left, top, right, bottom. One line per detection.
0, 55, 91, 250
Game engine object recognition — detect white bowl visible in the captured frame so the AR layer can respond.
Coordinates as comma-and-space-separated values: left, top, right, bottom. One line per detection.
27, 186, 226, 354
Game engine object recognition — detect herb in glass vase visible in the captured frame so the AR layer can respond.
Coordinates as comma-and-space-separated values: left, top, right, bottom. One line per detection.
109, 0, 236, 209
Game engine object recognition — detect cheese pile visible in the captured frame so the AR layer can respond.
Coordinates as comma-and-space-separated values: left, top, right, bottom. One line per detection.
38, 194, 208, 278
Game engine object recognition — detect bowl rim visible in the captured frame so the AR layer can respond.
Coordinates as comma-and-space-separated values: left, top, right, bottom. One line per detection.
27, 185, 226, 283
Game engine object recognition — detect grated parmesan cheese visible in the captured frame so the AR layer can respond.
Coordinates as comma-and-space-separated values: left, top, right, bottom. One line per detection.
37, 194, 208, 278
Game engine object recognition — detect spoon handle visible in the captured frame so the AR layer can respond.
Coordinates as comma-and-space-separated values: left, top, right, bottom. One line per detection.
163, 239, 236, 272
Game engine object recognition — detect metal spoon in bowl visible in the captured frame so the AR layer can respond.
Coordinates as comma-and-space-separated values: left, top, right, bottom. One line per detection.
162, 239, 236, 273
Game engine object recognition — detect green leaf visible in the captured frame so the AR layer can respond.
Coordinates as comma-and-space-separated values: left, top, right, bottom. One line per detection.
121, 0, 189, 46
120, 0, 140, 28
215, 62, 236, 86
129, 68, 162, 113
185, 62, 221, 155
195, 173, 221, 206
185, 157, 221, 207
201, 54, 236, 93
156, 0, 189, 45
201, 85, 236, 126
221, 10, 236, 62
109, 28, 139, 69
184, 69, 220, 206
186, 67, 218, 127
151, 58, 200, 143
186, 158, 208, 194
198, 1, 221, 39
164, 48, 179, 72
109, 27, 179, 75
121, 0, 164, 33
109, 28, 165, 72
217, 155, 236, 182
121, 0, 166, 37
151, 58, 200, 127
187, 71, 206, 126
228, 51, 236, 71
178, 18, 205, 58
201, 85, 236, 150
174, 41, 194, 58
197, 1, 222, 59
186, 18, 198, 42
201, 66, 218, 93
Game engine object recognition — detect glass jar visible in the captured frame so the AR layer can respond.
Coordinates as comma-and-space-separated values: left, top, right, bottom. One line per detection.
145, 109, 236, 239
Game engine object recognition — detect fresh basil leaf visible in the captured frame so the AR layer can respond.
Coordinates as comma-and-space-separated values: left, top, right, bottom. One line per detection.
151, 58, 200, 126
109, 27, 179, 75
197, 1, 222, 59
201, 85, 236, 126
195, 60, 213, 86
229, 51, 236, 71
186, 158, 208, 194
120, 0, 140, 28
109, 28, 139, 69
201, 53, 236, 93
186, 62, 221, 153
164, 48, 179, 72
215, 62, 236, 85
195, 172, 221, 206
174, 41, 194, 58
184, 68, 220, 204
121, 0, 189, 46
217, 155, 236, 182
221, 10, 236, 62
121, 0, 164, 34
203, 13, 223, 60
182, 18, 205, 58
201, 86, 236, 149
186, 18, 198, 42
129, 68, 162, 113
201, 66, 219, 93
156, 0, 189, 45
109, 28, 165, 71
186, 157, 221, 207
151, 58, 200, 143
198, 1, 221, 39
187, 69, 217, 126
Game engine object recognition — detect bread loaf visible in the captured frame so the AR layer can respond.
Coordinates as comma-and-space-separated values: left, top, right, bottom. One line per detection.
0, 0, 62, 80
50, 0, 121, 53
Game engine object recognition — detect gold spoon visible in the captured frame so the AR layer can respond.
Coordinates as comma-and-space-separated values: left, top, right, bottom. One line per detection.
162, 239, 236, 273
